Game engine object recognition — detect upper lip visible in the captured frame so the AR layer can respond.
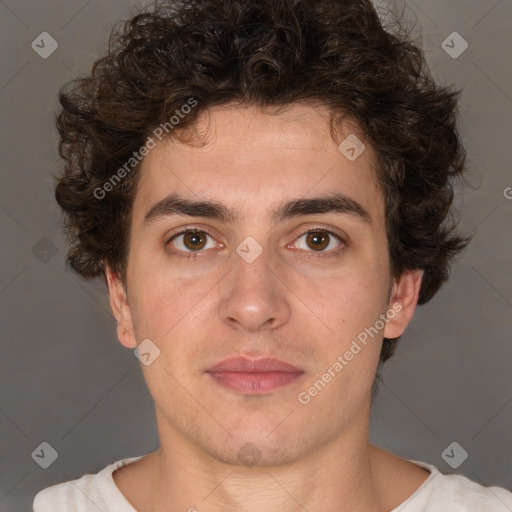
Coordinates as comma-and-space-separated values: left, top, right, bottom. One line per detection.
207, 356, 302, 373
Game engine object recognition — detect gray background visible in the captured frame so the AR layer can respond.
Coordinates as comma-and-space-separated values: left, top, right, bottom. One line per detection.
0, 0, 511, 510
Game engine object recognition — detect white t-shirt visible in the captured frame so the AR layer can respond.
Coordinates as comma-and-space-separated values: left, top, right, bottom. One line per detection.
33, 456, 512, 512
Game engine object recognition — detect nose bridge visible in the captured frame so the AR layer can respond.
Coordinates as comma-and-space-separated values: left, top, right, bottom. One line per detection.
218, 238, 290, 331
233, 239, 274, 294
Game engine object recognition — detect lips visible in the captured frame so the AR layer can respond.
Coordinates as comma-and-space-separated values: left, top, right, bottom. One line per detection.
206, 356, 304, 394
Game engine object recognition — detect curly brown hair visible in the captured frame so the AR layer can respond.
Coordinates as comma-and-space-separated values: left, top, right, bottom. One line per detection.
55, 0, 470, 365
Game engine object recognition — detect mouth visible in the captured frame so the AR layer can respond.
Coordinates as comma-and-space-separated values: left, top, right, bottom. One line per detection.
206, 356, 304, 394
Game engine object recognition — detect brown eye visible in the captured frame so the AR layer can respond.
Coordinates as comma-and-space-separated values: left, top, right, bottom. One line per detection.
183, 232, 207, 250
291, 230, 343, 254
305, 231, 330, 251
168, 230, 216, 253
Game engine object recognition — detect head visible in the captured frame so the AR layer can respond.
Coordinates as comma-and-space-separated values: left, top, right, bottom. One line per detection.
55, 0, 469, 465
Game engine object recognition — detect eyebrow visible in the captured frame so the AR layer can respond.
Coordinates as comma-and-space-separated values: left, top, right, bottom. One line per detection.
143, 192, 371, 227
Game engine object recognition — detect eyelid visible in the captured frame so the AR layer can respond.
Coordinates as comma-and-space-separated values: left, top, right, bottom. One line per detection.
165, 224, 219, 241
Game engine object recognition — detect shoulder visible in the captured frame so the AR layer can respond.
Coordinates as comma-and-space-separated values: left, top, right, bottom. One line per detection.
33, 473, 100, 512
32, 456, 143, 512
400, 459, 512, 512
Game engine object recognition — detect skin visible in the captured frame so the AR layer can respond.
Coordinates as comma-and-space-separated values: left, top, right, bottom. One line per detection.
106, 103, 428, 512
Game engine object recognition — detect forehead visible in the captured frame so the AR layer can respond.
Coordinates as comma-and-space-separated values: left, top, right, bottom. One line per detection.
132, 103, 384, 227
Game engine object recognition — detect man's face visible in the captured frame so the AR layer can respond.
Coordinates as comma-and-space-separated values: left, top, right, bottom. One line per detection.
109, 103, 416, 466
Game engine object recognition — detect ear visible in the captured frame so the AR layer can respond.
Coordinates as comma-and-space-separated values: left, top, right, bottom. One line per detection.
383, 269, 423, 339
105, 263, 137, 349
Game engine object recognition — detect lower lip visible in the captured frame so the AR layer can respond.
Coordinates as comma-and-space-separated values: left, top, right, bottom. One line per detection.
207, 371, 303, 394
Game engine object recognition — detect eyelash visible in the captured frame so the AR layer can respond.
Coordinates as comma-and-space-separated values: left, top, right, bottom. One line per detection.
165, 226, 346, 259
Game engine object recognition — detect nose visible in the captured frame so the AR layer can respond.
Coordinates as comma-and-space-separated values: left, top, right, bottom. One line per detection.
218, 244, 291, 332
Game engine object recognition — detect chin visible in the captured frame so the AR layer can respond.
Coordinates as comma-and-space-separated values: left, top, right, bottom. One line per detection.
200, 424, 318, 468
213, 439, 302, 468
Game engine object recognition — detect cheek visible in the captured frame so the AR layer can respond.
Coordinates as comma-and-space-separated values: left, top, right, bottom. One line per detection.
296, 270, 387, 404
128, 254, 221, 343
298, 260, 390, 338
293, 261, 390, 395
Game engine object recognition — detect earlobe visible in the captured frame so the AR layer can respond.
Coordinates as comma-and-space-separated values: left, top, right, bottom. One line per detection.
105, 264, 138, 349
383, 269, 423, 340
